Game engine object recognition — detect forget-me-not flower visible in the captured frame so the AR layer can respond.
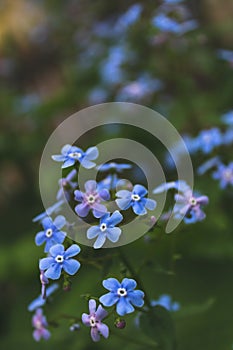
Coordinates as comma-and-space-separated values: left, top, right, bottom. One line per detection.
151, 294, 180, 312
39, 244, 81, 280
116, 184, 156, 215
82, 299, 109, 342
99, 278, 144, 316
52, 144, 99, 169
87, 211, 123, 249
195, 128, 222, 154
74, 180, 110, 218
212, 162, 233, 189
35, 215, 66, 253
32, 308, 50, 342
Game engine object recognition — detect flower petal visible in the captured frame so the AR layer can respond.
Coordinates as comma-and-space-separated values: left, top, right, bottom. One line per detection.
97, 323, 109, 339
64, 244, 80, 258
51, 155, 66, 162
145, 198, 156, 210
42, 217, 53, 229
63, 259, 80, 275
95, 304, 108, 321
52, 230, 66, 244
87, 226, 101, 239
44, 264, 62, 280
132, 201, 147, 215
80, 159, 96, 169
74, 190, 83, 202
89, 299, 96, 314
121, 278, 137, 291
39, 257, 54, 270
82, 313, 90, 326
62, 159, 76, 168
75, 203, 90, 217
35, 231, 46, 246
127, 290, 144, 307
93, 233, 106, 249
49, 244, 65, 257
33, 330, 41, 342
53, 215, 66, 229
133, 184, 147, 197
92, 203, 107, 218
116, 297, 134, 316
91, 327, 100, 342
99, 188, 110, 201
116, 190, 131, 198
99, 292, 119, 307
85, 180, 97, 193
115, 197, 132, 210
107, 210, 123, 226
106, 227, 121, 243
85, 146, 99, 160
41, 328, 51, 340
61, 144, 72, 155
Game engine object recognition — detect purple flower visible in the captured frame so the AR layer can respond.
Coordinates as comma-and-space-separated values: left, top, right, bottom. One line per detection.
212, 162, 233, 189
56, 169, 77, 201
35, 216, 66, 253
174, 189, 209, 224
99, 278, 144, 316
82, 299, 109, 342
28, 284, 59, 312
151, 294, 180, 312
39, 244, 81, 280
74, 180, 110, 218
116, 184, 156, 215
52, 144, 99, 169
32, 308, 50, 341
96, 162, 132, 173
87, 211, 123, 249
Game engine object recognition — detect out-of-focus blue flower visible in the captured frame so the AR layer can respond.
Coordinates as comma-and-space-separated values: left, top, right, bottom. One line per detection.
197, 156, 221, 176
99, 278, 144, 316
116, 74, 162, 102
87, 211, 123, 249
74, 180, 110, 218
222, 128, 233, 145
221, 110, 233, 126
151, 294, 180, 312
153, 180, 190, 194
195, 128, 222, 154
28, 284, 59, 312
174, 188, 209, 224
33, 200, 64, 223
217, 49, 233, 66
82, 299, 109, 342
32, 308, 50, 342
56, 169, 77, 201
39, 244, 81, 280
152, 13, 198, 35
88, 87, 108, 104
115, 4, 143, 32
35, 216, 66, 253
116, 184, 156, 215
100, 46, 126, 85
212, 162, 233, 189
96, 162, 132, 172
52, 144, 99, 169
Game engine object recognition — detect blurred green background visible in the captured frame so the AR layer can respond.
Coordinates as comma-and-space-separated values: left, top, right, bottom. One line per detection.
0, 0, 233, 349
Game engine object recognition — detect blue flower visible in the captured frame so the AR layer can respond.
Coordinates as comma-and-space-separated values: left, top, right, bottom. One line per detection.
82, 299, 109, 342
28, 284, 59, 312
33, 200, 64, 223
195, 128, 222, 154
39, 244, 81, 280
74, 180, 110, 218
87, 211, 123, 249
99, 278, 144, 316
221, 110, 233, 126
56, 169, 77, 201
96, 162, 132, 173
115, 4, 142, 33
212, 162, 233, 189
35, 216, 66, 253
52, 144, 99, 169
116, 184, 156, 215
217, 49, 233, 65
151, 294, 180, 312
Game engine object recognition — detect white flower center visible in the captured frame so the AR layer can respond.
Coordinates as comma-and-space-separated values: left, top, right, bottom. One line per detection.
90, 316, 97, 327
69, 152, 82, 159
117, 287, 127, 297
189, 197, 197, 206
87, 194, 96, 204
55, 255, 64, 263
131, 194, 140, 201
100, 223, 107, 232
45, 228, 53, 238
35, 320, 43, 330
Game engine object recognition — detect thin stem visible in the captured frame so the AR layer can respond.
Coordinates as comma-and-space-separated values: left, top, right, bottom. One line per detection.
118, 247, 151, 309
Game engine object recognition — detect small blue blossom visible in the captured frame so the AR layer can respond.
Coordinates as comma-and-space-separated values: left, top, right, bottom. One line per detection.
56, 169, 77, 201
74, 180, 110, 218
39, 244, 81, 280
33, 200, 64, 223
212, 162, 233, 189
222, 128, 233, 145
35, 215, 66, 253
96, 162, 132, 173
87, 211, 123, 249
217, 49, 233, 66
32, 308, 50, 342
221, 110, 233, 126
151, 294, 180, 312
116, 185, 156, 215
100, 45, 126, 85
99, 278, 144, 316
82, 299, 109, 342
52, 144, 99, 169
115, 4, 143, 33
195, 128, 222, 154
28, 284, 59, 312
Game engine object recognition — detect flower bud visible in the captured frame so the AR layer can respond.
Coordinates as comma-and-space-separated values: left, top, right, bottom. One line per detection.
114, 318, 126, 329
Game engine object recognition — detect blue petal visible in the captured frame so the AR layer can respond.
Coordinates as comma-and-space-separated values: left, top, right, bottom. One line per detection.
116, 190, 131, 198
116, 297, 134, 316
89, 299, 97, 314
121, 278, 137, 291
95, 304, 108, 321
93, 233, 106, 249
74, 190, 83, 202
96, 322, 109, 339
49, 244, 65, 257
42, 217, 53, 229
52, 230, 66, 244
132, 201, 147, 215
46, 283, 59, 296
99, 292, 119, 306
99, 188, 110, 201
106, 227, 121, 243
61, 144, 72, 155
87, 226, 101, 239
92, 203, 108, 218
62, 159, 75, 168
35, 231, 46, 246
75, 203, 90, 217
28, 296, 45, 311
133, 184, 147, 197
115, 197, 132, 210
44, 240, 56, 253
85, 146, 99, 160
51, 155, 66, 162
107, 210, 123, 226
63, 259, 80, 275
91, 327, 100, 342
64, 244, 80, 258
127, 290, 144, 307
80, 159, 96, 169
145, 198, 156, 210
102, 278, 121, 291
44, 264, 62, 280
39, 257, 54, 270
53, 215, 66, 229
85, 180, 97, 192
